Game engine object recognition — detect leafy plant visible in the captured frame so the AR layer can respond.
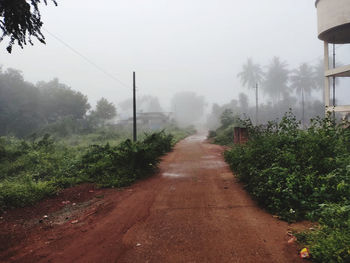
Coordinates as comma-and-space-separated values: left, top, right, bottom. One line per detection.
0, 130, 184, 211
222, 111, 350, 262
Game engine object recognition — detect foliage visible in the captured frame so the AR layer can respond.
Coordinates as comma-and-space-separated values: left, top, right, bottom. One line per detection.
79, 131, 173, 187
296, 203, 350, 263
0, 129, 187, 211
263, 57, 289, 104
0, 135, 80, 209
0, 177, 56, 208
237, 58, 263, 89
223, 112, 350, 262
290, 63, 316, 127
90, 98, 117, 125
0, 0, 57, 53
221, 56, 325, 128
0, 69, 91, 137
209, 109, 242, 145
38, 116, 93, 138
220, 109, 236, 129
213, 124, 236, 146
37, 79, 91, 122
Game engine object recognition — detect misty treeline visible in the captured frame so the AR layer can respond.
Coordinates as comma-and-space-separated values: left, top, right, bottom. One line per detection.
207, 57, 325, 130
0, 67, 206, 138
0, 67, 116, 137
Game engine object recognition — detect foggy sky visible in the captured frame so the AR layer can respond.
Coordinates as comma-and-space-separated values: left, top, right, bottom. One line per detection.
1, 0, 343, 109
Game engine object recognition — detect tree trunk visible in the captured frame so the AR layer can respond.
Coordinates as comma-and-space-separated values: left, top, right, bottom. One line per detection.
302, 88, 305, 129
256, 83, 259, 125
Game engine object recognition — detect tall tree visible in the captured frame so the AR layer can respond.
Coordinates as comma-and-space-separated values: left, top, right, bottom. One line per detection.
237, 58, 263, 124
220, 109, 236, 129
37, 79, 90, 122
0, 68, 42, 136
290, 63, 316, 127
237, 58, 263, 89
263, 57, 289, 105
0, 0, 58, 53
92, 98, 117, 125
0, 69, 91, 137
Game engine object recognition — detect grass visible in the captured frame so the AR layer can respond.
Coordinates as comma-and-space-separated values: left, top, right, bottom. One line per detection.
0, 126, 195, 212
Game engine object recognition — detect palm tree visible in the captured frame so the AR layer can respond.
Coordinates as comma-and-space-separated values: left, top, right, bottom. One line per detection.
263, 57, 289, 105
237, 58, 263, 124
290, 63, 316, 128
237, 58, 263, 89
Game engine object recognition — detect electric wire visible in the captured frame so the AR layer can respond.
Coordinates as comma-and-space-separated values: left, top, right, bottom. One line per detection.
43, 28, 132, 90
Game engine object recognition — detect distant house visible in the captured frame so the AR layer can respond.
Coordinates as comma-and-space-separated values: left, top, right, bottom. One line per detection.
120, 112, 172, 131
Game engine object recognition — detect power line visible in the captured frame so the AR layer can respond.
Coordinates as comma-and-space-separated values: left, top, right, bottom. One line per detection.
43, 28, 131, 90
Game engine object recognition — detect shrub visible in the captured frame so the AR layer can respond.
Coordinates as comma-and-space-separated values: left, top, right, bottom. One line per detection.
0, 130, 181, 211
79, 131, 174, 187
223, 112, 350, 262
0, 176, 56, 209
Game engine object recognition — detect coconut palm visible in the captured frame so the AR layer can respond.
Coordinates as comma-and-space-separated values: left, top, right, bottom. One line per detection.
237, 58, 263, 124
237, 58, 264, 89
290, 63, 316, 128
263, 57, 289, 105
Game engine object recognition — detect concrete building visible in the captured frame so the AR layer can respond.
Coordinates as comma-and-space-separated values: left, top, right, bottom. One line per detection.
315, 0, 350, 114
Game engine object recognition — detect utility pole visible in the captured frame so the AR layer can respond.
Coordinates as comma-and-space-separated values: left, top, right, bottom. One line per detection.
133, 71, 137, 142
256, 83, 259, 125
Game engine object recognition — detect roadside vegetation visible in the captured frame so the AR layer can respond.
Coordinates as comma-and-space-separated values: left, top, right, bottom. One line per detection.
0, 128, 193, 212
208, 109, 243, 146
211, 109, 350, 262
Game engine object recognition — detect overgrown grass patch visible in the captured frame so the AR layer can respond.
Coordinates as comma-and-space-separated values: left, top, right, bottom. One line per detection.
0, 177, 57, 209
0, 128, 192, 212
79, 131, 174, 187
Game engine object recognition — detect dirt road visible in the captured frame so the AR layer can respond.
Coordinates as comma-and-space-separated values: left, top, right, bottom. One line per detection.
1, 134, 302, 263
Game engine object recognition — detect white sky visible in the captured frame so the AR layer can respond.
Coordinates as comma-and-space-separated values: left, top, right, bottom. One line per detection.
0, 0, 336, 109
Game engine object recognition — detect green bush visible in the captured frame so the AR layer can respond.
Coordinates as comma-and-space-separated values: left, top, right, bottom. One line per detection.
214, 124, 236, 145
208, 109, 243, 146
79, 131, 174, 187
223, 112, 350, 262
224, 113, 350, 221
0, 176, 56, 209
0, 130, 181, 211
296, 203, 350, 263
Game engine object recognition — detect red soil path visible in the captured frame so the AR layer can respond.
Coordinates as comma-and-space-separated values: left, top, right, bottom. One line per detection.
0, 134, 303, 263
